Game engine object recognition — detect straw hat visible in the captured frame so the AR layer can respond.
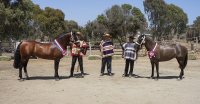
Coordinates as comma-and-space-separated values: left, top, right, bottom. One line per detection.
76, 32, 83, 36
103, 33, 112, 38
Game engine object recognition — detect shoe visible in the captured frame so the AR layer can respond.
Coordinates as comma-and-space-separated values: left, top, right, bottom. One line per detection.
108, 73, 113, 76
129, 74, 135, 77
69, 75, 74, 78
100, 73, 104, 76
122, 74, 128, 77
80, 73, 84, 77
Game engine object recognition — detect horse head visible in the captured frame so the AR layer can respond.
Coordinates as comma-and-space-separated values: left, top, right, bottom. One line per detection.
136, 34, 146, 50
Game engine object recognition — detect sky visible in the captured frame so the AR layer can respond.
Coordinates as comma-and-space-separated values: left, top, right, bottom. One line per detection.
32, 0, 200, 27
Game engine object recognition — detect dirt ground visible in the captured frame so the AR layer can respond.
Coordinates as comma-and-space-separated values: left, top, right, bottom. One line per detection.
0, 55, 200, 104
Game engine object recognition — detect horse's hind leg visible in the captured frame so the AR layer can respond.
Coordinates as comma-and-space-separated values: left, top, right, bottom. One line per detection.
19, 65, 23, 80
54, 59, 60, 80
23, 59, 29, 80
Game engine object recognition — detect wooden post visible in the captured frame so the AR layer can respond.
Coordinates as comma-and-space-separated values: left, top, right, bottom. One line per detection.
89, 42, 92, 55
0, 41, 2, 56
191, 42, 194, 51
196, 37, 198, 49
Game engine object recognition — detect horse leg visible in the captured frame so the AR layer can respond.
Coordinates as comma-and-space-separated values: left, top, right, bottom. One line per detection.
150, 61, 154, 78
23, 59, 29, 80
19, 60, 26, 80
54, 59, 60, 80
176, 57, 184, 79
19, 65, 23, 80
177, 59, 184, 79
155, 62, 159, 79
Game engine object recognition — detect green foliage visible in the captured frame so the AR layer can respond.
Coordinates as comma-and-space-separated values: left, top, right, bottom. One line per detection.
193, 16, 200, 28
0, 0, 67, 41
144, 0, 188, 40
0, 0, 35, 40
85, 4, 147, 45
0, 56, 11, 61
64, 20, 79, 32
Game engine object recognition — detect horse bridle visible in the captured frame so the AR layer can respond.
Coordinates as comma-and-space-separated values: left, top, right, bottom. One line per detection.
70, 32, 80, 43
136, 35, 146, 46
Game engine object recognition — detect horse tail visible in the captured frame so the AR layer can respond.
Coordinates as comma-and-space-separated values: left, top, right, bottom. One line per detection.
182, 53, 188, 69
13, 42, 22, 69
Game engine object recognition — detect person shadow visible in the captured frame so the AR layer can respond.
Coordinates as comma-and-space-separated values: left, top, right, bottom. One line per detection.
69, 73, 90, 78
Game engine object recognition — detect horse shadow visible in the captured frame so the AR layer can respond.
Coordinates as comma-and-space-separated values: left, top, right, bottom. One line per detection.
27, 73, 90, 80
132, 74, 181, 80
28, 76, 70, 80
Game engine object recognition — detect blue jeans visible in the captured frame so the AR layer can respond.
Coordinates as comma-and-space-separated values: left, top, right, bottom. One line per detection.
101, 56, 112, 74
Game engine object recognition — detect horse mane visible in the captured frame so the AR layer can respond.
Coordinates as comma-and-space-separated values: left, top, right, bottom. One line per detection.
54, 32, 70, 39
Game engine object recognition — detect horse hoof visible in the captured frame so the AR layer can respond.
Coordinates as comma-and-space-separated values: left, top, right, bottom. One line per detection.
25, 77, 30, 80
149, 77, 154, 79
177, 76, 183, 80
55, 78, 60, 81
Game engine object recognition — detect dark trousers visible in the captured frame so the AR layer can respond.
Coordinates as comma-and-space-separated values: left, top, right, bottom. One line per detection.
70, 56, 84, 76
124, 59, 135, 75
101, 56, 112, 74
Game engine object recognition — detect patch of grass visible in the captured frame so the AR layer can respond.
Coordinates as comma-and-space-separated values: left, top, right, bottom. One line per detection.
0, 56, 11, 61
88, 55, 122, 60
188, 54, 197, 60
112, 55, 122, 60
88, 55, 101, 60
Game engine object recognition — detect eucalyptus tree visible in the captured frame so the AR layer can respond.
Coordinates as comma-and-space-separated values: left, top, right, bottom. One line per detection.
64, 20, 79, 32
187, 16, 200, 40
85, 20, 107, 42
144, 0, 188, 40
41, 7, 65, 40
193, 16, 200, 35
0, 0, 34, 40
96, 4, 147, 45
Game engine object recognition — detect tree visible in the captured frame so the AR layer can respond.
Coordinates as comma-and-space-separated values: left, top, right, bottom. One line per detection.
193, 16, 200, 32
190, 16, 200, 39
95, 4, 147, 46
144, 0, 188, 40
64, 20, 79, 32
0, 0, 34, 40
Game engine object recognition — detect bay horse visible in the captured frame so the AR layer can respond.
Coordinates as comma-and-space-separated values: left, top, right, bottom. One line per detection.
136, 34, 188, 79
13, 32, 79, 80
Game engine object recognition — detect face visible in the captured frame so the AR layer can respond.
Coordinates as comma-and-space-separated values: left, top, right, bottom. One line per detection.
128, 38, 133, 42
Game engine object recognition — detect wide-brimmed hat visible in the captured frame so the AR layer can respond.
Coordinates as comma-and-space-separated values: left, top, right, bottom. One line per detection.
103, 33, 112, 38
76, 32, 83, 36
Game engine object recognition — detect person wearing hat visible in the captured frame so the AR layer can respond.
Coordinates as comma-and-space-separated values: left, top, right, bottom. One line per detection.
122, 35, 137, 77
99, 33, 114, 76
69, 32, 88, 78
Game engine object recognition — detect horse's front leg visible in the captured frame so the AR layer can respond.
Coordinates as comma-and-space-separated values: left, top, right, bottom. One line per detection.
155, 62, 159, 79
150, 61, 154, 78
54, 59, 60, 81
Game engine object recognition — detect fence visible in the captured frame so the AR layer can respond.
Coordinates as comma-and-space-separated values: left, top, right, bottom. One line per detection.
0, 41, 17, 53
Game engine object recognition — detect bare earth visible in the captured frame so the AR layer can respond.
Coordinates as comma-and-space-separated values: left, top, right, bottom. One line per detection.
0, 56, 200, 104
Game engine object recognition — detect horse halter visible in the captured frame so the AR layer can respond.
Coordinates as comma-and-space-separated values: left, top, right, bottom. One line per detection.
70, 32, 80, 43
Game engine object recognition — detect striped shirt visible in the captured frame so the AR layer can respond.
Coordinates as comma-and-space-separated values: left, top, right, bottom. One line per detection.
71, 41, 87, 56
123, 42, 136, 60
100, 40, 114, 57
